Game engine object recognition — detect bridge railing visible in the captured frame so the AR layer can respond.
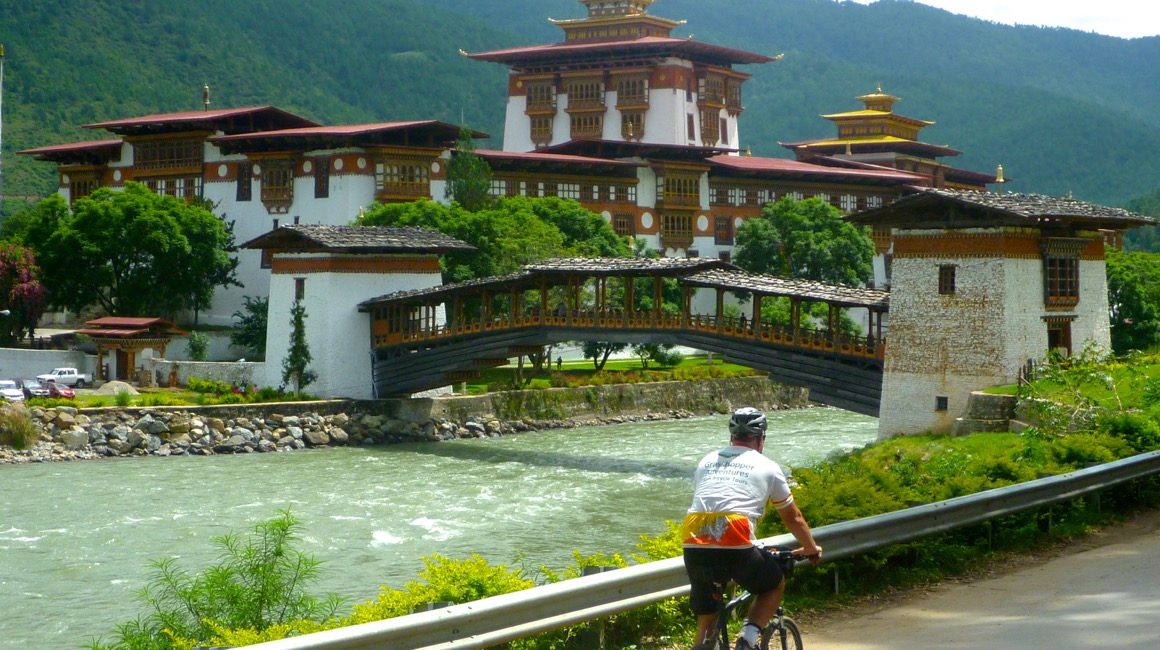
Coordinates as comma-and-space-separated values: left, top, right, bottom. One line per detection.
387, 311, 885, 360
246, 450, 1160, 650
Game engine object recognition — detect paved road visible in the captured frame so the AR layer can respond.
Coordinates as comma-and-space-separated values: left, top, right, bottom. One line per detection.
802, 510, 1160, 649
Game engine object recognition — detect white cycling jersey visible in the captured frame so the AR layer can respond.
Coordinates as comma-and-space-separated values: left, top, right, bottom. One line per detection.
681, 445, 794, 549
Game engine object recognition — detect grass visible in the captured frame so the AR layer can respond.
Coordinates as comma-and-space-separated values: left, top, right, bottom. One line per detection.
460, 354, 761, 394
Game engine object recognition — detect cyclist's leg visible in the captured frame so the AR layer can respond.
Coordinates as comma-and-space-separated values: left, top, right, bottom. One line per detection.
685, 549, 729, 648
732, 548, 787, 643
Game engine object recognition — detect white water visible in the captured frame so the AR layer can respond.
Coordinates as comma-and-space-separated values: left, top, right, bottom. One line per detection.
0, 408, 876, 648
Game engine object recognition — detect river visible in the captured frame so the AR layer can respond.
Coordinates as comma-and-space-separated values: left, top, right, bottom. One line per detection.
0, 407, 876, 648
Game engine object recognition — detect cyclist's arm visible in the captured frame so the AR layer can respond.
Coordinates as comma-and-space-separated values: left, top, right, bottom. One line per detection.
775, 502, 823, 564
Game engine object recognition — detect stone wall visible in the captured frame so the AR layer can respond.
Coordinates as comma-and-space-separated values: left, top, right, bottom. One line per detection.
0, 376, 808, 463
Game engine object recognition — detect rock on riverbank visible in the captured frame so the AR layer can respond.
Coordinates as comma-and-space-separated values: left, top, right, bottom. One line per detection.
0, 376, 808, 463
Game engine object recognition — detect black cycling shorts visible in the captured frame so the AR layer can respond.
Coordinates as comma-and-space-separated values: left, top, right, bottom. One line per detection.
683, 546, 786, 616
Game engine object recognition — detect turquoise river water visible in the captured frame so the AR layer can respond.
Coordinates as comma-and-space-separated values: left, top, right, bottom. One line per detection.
0, 407, 877, 648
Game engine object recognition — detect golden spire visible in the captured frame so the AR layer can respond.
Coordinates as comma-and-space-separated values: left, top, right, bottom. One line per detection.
203, 83, 211, 111
745, 145, 752, 156
995, 164, 1006, 193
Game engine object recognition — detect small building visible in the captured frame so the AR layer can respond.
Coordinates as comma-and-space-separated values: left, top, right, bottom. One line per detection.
850, 189, 1155, 436
75, 316, 184, 381
241, 224, 474, 398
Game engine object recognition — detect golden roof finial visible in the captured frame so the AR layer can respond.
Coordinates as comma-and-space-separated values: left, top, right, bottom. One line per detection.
203, 83, 211, 111
745, 145, 752, 157
994, 164, 1006, 193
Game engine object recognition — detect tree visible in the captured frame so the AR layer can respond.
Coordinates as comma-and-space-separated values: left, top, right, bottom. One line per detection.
230, 296, 269, 360
13, 183, 239, 318
734, 197, 873, 285
582, 341, 627, 370
281, 300, 317, 395
0, 243, 47, 344
1106, 249, 1160, 353
445, 127, 493, 212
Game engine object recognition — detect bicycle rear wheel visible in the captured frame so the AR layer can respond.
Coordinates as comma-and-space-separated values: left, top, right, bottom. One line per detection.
763, 616, 804, 650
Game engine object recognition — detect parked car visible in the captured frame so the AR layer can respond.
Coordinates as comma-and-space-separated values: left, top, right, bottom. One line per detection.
45, 380, 75, 399
35, 367, 92, 388
0, 380, 26, 402
16, 378, 50, 400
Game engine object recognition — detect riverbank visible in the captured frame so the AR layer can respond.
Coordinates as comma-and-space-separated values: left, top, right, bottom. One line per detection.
0, 376, 809, 463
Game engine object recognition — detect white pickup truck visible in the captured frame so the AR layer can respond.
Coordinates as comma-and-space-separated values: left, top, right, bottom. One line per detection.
36, 367, 93, 388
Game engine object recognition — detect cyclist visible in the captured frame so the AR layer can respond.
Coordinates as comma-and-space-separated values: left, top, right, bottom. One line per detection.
681, 407, 823, 650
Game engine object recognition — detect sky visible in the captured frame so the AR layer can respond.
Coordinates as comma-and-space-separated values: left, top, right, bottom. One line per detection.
846, 0, 1160, 39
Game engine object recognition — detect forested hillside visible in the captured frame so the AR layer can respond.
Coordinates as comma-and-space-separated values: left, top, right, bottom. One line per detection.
2, 0, 1158, 216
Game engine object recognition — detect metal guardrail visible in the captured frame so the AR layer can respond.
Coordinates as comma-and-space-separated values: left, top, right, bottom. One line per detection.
248, 450, 1160, 650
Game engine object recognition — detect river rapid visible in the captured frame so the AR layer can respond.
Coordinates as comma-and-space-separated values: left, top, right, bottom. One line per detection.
0, 407, 876, 648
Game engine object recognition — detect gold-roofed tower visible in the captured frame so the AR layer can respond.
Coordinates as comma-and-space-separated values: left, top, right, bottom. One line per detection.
552, 0, 684, 42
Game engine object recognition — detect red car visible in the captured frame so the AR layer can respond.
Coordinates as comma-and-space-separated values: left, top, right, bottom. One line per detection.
46, 380, 75, 399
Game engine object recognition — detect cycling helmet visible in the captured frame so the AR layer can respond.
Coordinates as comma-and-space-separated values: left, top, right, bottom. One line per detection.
728, 407, 767, 439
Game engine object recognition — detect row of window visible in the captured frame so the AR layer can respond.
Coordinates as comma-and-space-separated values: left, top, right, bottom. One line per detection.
937, 256, 1080, 306
489, 179, 638, 203
709, 187, 885, 213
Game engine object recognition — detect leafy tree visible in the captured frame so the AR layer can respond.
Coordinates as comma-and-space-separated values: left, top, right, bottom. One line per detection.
631, 342, 681, 369
734, 197, 873, 286
582, 341, 627, 370
0, 242, 47, 344
1106, 249, 1160, 353
230, 295, 269, 360
523, 197, 631, 257
12, 184, 239, 318
281, 300, 317, 395
445, 127, 493, 212
1123, 188, 1160, 252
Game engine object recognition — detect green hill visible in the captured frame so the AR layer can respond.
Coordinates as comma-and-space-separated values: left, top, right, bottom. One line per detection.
2, 0, 1158, 215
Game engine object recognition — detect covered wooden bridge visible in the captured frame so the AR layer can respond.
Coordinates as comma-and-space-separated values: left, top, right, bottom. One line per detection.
359, 258, 889, 416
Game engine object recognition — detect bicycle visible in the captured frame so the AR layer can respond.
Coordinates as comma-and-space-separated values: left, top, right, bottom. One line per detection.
709, 549, 804, 650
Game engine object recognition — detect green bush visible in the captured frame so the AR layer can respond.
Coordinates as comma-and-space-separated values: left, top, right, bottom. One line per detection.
114, 389, 132, 407
0, 405, 38, 449
186, 331, 210, 362
187, 376, 233, 396
89, 511, 344, 650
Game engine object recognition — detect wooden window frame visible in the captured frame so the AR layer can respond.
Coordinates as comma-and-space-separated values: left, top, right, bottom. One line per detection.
714, 215, 734, 245
236, 163, 253, 202
313, 160, 330, 199
938, 265, 956, 295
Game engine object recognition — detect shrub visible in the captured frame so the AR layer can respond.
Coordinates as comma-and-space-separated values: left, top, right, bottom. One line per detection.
114, 389, 132, 407
1099, 411, 1160, 453
89, 510, 344, 650
186, 331, 210, 361
0, 405, 38, 449
187, 376, 233, 396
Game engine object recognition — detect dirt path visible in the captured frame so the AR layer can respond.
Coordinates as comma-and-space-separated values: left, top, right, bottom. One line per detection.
796, 508, 1160, 649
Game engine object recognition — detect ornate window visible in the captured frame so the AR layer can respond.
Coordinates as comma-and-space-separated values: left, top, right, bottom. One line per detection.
1041, 238, 1085, 309
313, 160, 330, 199
612, 213, 635, 237
840, 194, 858, 213
714, 215, 733, 245
260, 161, 294, 213
656, 172, 700, 208
621, 111, 645, 140
570, 113, 604, 139
526, 82, 557, 113
698, 75, 725, 106
143, 175, 203, 200
133, 138, 202, 173
530, 116, 554, 147
68, 174, 100, 204
700, 108, 720, 145
489, 179, 509, 198
375, 157, 430, 201
565, 78, 605, 110
616, 77, 649, 108
867, 195, 884, 209
660, 213, 694, 249
236, 163, 253, 202
726, 79, 743, 113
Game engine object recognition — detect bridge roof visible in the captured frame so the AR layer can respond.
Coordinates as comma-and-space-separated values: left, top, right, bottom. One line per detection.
359, 257, 735, 309
681, 269, 890, 310
850, 189, 1156, 229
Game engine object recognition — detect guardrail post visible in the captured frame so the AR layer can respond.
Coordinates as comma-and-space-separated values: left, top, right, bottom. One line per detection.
414, 601, 454, 613
579, 567, 618, 649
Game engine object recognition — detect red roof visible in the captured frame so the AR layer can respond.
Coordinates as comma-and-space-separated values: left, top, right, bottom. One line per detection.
19, 138, 123, 155
212, 121, 483, 141
83, 106, 319, 137
85, 316, 173, 328
709, 155, 924, 182
468, 36, 775, 66
476, 149, 640, 167
75, 328, 150, 338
